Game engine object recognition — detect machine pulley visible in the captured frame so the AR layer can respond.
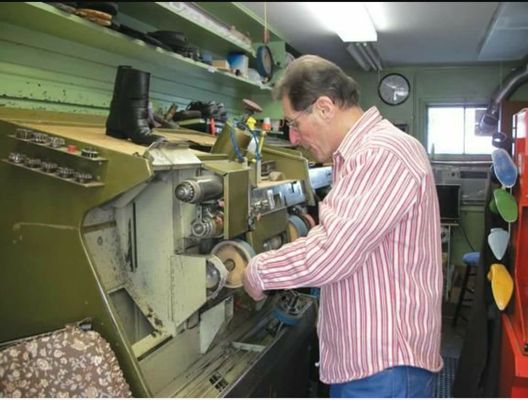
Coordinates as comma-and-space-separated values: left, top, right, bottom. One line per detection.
211, 239, 256, 288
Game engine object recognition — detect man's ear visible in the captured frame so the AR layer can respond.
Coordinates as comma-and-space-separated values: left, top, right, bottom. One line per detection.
315, 96, 335, 119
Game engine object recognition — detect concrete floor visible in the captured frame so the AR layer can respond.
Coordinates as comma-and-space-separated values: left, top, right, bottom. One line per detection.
441, 302, 467, 359
434, 301, 468, 397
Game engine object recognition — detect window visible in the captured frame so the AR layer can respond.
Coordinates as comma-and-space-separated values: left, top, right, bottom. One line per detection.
427, 105, 493, 155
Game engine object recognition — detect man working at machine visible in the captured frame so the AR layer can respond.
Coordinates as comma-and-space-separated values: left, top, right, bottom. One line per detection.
243, 55, 443, 398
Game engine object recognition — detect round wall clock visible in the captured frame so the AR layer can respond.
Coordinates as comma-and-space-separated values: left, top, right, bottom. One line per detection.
256, 45, 274, 80
378, 73, 410, 106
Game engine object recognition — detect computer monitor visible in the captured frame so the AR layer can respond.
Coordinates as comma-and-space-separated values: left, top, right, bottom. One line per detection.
436, 184, 460, 221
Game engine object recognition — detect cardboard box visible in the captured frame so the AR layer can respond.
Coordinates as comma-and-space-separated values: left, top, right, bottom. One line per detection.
212, 60, 231, 71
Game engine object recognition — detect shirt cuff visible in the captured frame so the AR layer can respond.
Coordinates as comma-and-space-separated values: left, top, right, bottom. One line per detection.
245, 256, 265, 292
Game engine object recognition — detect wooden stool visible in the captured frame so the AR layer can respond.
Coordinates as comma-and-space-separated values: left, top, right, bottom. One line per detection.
452, 252, 480, 327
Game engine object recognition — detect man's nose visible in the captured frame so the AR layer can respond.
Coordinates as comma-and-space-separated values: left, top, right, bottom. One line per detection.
289, 128, 301, 145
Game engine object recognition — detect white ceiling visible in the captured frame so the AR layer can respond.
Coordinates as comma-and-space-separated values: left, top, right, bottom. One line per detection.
240, 2, 528, 70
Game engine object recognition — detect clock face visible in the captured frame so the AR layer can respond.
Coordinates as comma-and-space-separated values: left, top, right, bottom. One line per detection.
256, 45, 274, 80
378, 73, 410, 106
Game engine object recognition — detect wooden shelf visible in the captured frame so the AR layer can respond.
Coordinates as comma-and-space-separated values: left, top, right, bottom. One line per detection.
0, 2, 271, 92
118, 2, 256, 57
2, 159, 104, 188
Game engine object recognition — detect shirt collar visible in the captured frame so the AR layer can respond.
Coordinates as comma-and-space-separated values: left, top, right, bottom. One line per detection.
334, 106, 383, 160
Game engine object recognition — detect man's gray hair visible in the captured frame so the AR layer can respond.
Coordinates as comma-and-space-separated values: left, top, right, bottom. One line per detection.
272, 55, 360, 111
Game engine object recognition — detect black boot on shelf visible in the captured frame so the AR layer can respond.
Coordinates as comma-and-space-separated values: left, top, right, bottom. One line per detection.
105, 65, 165, 145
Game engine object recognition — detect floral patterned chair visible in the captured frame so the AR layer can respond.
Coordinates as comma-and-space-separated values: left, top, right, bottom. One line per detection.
0, 323, 131, 397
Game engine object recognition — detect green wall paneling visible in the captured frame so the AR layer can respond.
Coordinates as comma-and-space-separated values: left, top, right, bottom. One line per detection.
242, 62, 528, 137
0, 2, 273, 118
348, 63, 528, 145
250, 63, 528, 134
450, 205, 486, 267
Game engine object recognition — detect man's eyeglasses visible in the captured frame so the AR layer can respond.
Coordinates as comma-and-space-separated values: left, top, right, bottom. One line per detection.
285, 104, 314, 129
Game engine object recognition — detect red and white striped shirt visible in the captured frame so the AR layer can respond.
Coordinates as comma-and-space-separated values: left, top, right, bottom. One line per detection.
245, 106, 443, 383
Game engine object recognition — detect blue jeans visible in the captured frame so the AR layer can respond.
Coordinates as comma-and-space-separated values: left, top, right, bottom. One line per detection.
330, 366, 436, 398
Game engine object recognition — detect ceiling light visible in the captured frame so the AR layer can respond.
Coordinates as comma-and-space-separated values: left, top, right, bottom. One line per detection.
305, 2, 377, 42
346, 42, 383, 72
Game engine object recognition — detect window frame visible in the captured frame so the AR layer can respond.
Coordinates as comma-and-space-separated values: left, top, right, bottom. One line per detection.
426, 102, 492, 161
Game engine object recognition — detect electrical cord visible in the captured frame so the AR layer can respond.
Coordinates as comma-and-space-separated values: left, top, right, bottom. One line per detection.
229, 119, 245, 162
232, 118, 262, 161
246, 125, 262, 161
456, 223, 476, 252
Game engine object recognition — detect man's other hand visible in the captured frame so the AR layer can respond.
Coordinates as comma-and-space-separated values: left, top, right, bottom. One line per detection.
243, 269, 267, 301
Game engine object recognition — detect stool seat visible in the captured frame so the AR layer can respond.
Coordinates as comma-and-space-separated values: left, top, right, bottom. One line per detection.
462, 251, 480, 266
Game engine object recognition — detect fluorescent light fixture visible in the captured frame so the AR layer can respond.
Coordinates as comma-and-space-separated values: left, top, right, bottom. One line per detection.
305, 2, 377, 42
346, 42, 383, 71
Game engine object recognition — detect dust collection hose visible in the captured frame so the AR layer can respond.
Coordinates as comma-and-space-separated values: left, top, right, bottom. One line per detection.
174, 175, 223, 203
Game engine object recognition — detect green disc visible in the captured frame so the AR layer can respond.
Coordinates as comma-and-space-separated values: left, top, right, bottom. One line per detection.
493, 188, 518, 223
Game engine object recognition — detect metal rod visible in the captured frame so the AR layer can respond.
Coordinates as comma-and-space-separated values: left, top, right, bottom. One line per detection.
346, 43, 370, 71
363, 43, 383, 71
356, 43, 381, 72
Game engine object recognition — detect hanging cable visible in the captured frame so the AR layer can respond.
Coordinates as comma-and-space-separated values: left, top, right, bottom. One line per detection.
247, 125, 262, 161
229, 119, 245, 162
263, 2, 269, 44
236, 119, 262, 161
456, 223, 476, 252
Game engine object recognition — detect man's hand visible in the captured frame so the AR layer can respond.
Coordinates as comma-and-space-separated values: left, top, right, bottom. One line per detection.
243, 268, 267, 301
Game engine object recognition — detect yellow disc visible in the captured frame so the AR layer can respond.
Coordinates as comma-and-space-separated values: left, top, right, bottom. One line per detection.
487, 263, 514, 311
211, 240, 255, 288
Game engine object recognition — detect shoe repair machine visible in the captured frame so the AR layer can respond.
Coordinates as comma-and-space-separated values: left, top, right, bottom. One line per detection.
0, 104, 332, 397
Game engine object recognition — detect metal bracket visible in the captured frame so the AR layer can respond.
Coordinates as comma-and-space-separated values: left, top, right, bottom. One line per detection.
231, 341, 265, 352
